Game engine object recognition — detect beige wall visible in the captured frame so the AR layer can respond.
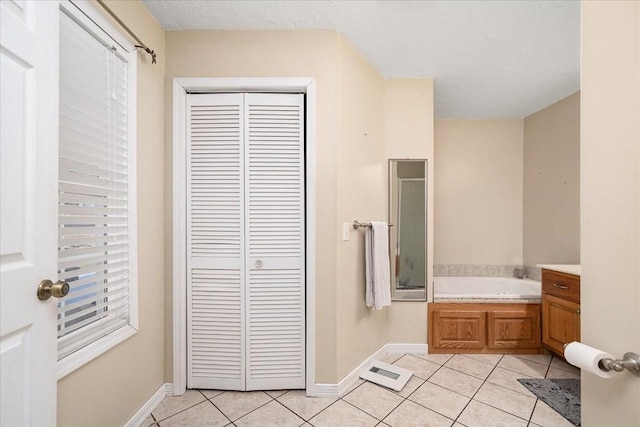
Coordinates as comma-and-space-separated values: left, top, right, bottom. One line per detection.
523, 92, 580, 269
434, 120, 524, 265
335, 35, 387, 378
57, 1, 166, 426
384, 79, 434, 342
164, 30, 341, 383
581, 2, 640, 425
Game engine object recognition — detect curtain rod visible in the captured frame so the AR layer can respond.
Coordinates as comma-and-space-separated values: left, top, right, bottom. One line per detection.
96, 0, 157, 64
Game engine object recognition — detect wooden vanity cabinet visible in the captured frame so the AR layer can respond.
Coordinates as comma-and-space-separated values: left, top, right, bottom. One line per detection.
541, 269, 581, 357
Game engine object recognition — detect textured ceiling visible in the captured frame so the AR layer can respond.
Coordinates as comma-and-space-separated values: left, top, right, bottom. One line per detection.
143, 0, 580, 119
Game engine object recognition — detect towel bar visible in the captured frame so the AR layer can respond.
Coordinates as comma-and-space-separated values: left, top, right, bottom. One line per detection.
352, 220, 394, 230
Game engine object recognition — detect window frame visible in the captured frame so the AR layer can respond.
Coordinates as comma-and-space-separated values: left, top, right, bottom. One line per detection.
57, 0, 138, 380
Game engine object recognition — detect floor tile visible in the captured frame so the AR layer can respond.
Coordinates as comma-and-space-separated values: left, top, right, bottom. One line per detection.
158, 401, 229, 427
147, 352, 575, 427
473, 381, 536, 420
383, 399, 453, 427
545, 367, 580, 379
550, 357, 580, 374
529, 400, 574, 427
514, 353, 552, 366
342, 382, 404, 420
201, 389, 225, 399
309, 400, 378, 427
391, 375, 425, 398
457, 354, 503, 366
152, 390, 206, 421
234, 400, 303, 427
485, 367, 536, 397
427, 367, 483, 398
392, 354, 441, 380
345, 378, 366, 394
408, 381, 469, 420
265, 390, 288, 398
457, 400, 528, 427
378, 353, 403, 364
210, 391, 271, 421
277, 389, 336, 420
498, 355, 549, 378
444, 355, 495, 380
410, 353, 454, 365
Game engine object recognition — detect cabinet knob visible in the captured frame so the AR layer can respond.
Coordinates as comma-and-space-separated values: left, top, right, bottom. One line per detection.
553, 283, 569, 290
576, 309, 580, 315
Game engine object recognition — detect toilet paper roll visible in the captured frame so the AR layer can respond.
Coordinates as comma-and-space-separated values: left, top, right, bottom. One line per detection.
564, 341, 616, 379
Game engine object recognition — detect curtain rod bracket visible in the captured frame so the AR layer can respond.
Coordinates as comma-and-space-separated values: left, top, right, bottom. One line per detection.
135, 45, 156, 64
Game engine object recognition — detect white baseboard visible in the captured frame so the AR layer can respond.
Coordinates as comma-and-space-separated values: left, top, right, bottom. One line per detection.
141, 346, 428, 404
124, 383, 173, 427
310, 343, 427, 397
310, 382, 339, 397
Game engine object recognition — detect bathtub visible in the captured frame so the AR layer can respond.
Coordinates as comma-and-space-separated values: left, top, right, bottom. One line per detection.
433, 276, 541, 302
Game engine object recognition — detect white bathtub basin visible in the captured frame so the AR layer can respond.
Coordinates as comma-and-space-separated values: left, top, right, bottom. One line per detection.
433, 276, 541, 300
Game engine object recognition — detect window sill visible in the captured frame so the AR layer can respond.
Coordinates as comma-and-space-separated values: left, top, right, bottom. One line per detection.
57, 325, 137, 380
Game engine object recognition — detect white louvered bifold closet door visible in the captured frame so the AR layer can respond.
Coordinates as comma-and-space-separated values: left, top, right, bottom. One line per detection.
187, 94, 245, 390
187, 93, 305, 391
244, 94, 305, 390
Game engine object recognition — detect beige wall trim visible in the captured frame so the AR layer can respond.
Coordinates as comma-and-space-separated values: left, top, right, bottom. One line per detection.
122, 383, 172, 427
172, 77, 317, 396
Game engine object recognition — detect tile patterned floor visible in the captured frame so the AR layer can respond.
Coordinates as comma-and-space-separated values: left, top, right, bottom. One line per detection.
143, 352, 579, 427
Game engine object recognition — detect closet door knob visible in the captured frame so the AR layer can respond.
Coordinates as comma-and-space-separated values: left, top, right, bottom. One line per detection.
255, 260, 263, 269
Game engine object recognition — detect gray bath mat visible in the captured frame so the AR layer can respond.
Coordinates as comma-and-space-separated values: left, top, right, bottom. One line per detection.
518, 378, 581, 426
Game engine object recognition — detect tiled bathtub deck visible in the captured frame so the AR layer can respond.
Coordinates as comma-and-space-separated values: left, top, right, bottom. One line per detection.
143, 352, 579, 427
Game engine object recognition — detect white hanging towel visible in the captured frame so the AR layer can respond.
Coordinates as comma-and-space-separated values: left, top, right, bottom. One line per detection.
365, 221, 391, 310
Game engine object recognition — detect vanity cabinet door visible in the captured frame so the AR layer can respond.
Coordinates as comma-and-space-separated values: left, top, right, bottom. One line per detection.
542, 293, 581, 356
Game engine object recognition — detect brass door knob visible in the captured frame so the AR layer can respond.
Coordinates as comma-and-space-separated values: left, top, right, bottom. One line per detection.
37, 279, 70, 301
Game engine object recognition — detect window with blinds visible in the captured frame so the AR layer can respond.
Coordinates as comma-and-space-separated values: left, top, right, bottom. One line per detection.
57, 2, 137, 363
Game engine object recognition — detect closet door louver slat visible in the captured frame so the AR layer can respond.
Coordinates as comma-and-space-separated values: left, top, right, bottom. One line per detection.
187, 94, 245, 390
245, 93, 305, 390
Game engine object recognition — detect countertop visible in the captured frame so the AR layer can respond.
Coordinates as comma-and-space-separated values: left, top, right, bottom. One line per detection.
536, 264, 581, 276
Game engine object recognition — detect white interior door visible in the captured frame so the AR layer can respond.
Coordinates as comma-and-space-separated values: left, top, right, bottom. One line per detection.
0, 1, 59, 425
581, 2, 640, 424
186, 93, 305, 391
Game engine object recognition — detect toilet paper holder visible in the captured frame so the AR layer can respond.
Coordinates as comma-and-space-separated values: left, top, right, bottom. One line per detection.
598, 352, 640, 376
563, 344, 640, 376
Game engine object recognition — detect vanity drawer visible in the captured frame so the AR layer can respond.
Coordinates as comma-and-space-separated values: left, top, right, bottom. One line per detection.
542, 270, 580, 302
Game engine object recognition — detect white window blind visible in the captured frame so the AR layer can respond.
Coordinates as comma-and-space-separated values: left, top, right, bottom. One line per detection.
57, 5, 136, 361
